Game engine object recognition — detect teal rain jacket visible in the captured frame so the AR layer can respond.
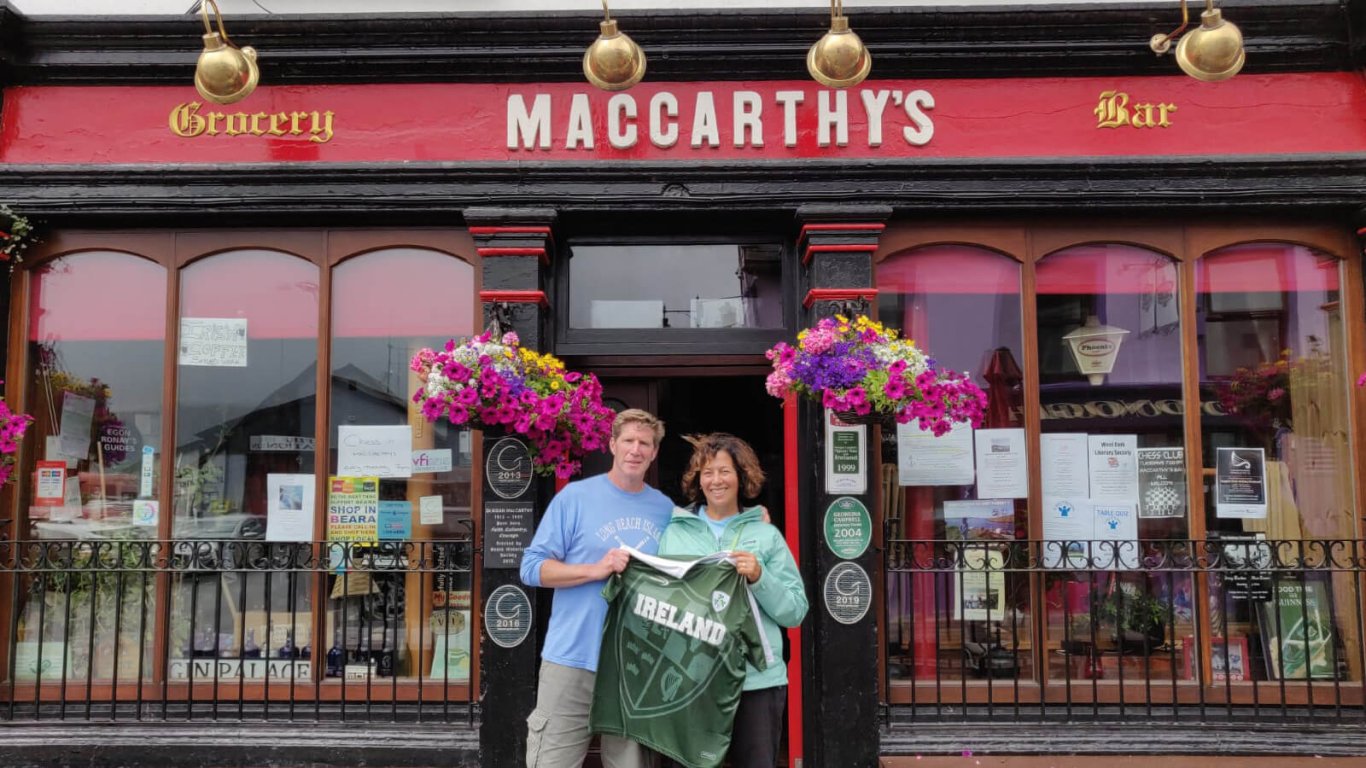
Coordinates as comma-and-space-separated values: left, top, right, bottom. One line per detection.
657, 505, 808, 691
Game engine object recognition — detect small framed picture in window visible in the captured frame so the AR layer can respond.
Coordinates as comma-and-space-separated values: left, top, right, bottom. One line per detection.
1182, 635, 1248, 682
1211, 636, 1249, 681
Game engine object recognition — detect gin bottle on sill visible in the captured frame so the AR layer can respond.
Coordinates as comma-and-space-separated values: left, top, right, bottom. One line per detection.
277, 630, 295, 659
377, 630, 395, 677
325, 641, 344, 677
243, 629, 261, 658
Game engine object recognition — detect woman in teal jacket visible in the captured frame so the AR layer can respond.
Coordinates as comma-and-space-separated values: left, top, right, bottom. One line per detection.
657, 432, 808, 768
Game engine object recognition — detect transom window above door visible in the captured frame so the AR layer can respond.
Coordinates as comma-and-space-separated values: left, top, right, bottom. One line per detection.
567, 244, 783, 330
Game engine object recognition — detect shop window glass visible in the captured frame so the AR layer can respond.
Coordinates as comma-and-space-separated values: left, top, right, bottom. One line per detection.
14, 251, 165, 683
325, 248, 475, 686
876, 245, 1030, 683
1198, 243, 1358, 683
170, 249, 318, 678
1035, 244, 1192, 681
568, 244, 782, 330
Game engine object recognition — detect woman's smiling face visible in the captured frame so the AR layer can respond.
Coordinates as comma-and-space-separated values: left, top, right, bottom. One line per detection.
700, 449, 740, 513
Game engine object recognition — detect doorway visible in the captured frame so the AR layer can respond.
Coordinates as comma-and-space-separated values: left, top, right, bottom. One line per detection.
585, 375, 784, 516
581, 371, 792, 768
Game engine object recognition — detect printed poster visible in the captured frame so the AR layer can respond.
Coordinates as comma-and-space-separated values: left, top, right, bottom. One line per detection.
1260, 580, 1336, 679
942, 499, 1014, 541
179, 317, 248, 367
34, 461, 66, 506
974, 428, 1028, 499
379, 500, 413, 541
1087, 434, 1139, 501
267, 473, 316, 542
1136, 447, 1187, 519
1040, 433, 1089, 499
1091, 502, 1139, 570
139, 445, 156, 498
897, 421, 975, 487
954, 548, 1006, 622
326, 476, 378, 542
1215, 447, 1267, 519
1042, 496, 1093, 569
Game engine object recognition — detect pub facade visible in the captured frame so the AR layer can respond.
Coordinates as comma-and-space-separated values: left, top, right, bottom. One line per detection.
0, 1, 1364, 765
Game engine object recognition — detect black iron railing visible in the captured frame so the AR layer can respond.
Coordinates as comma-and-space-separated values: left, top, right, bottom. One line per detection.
883, 538, 1366, 725
1, 539, 476, 723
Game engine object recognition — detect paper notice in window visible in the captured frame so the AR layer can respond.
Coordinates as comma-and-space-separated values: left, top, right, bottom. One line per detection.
337, 425, 413, 478
267, 473, 316, 542
1087, 434, 1139, 501
57, 392, 95, 461
1040, 433, 1088, 498
419, 495, 444, 526
973, 428, 1028, 499
133, 499, 159, 528
897, 421, 974, 487
179, 317, 248, 367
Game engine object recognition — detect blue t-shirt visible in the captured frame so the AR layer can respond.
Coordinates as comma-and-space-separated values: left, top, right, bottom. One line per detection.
520, 473, 674, 672
703, 511, 731, 543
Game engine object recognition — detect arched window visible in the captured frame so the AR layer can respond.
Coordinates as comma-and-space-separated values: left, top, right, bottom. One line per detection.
16, 250, 166, 682
877, 244, 1026, 681
1197, 242, 1357, 683
1035, 243, 1190, 681
327, 247, 476, 683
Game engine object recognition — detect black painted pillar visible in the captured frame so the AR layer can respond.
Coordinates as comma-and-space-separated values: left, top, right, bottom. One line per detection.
466, 207, 556, 768
795, 204, 891, 768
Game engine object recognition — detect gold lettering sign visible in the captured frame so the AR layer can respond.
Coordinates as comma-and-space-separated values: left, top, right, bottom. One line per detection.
1095, 90, 1176, 129
169, 102, 335, 144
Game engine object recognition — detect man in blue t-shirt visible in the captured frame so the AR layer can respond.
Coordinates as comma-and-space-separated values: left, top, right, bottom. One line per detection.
521, 409, 675, 768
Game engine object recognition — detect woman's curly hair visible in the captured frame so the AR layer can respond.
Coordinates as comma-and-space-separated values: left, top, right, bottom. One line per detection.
680, 432, 766, 504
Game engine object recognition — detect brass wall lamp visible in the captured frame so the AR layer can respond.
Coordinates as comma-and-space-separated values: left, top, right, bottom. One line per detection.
1149, 0, 1244, 82
194, 0, 260, 104
583, 0, 647, 91
808, 0, 871, 88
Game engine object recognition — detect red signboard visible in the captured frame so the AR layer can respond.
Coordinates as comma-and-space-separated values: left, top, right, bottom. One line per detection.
2, 73, 1363, 165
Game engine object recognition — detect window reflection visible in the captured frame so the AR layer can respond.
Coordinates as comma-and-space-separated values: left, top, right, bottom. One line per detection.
569, 244, 782, 329
325, 248, 475, 686
877, 245, 1029, 683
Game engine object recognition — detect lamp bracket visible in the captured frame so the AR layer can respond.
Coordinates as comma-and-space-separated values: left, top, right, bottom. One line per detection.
488, 301, 516, 337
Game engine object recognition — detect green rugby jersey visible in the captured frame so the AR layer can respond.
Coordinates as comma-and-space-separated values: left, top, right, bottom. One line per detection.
589, 548, 771, 768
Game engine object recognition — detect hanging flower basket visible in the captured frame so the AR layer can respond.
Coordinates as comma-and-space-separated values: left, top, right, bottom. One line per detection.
410, 331, 615, 479
765, 315, 988, 436
832, 409, 892, 427
0, 382, 33, 486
